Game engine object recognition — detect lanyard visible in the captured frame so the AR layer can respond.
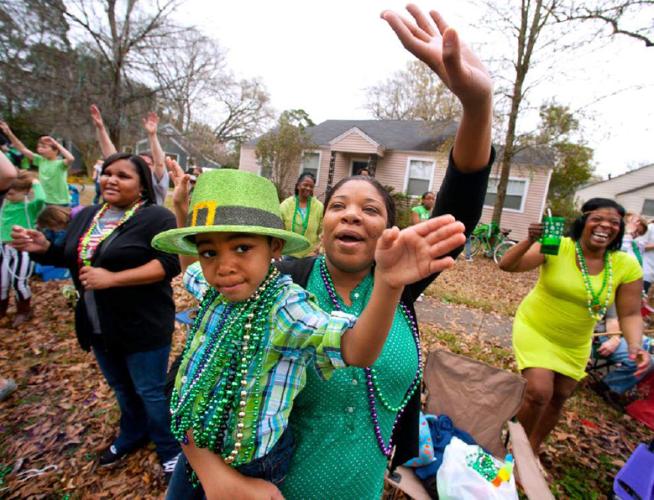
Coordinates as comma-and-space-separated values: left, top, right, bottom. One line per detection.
291, 195, 311, 235
632, 240, 643, 267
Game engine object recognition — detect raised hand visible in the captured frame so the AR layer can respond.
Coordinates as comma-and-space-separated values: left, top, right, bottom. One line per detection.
374, 215, 465, 289
89, 104, 105, 129
167, 157, 191, 210
381, 4, 492, 110
10, 227, 50, 254
0, 121, 10, 135
142, 112, 159, 135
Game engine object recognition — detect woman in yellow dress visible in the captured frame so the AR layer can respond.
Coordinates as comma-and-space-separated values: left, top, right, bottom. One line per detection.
499, 198, 651, 452
279, 172, 324, 259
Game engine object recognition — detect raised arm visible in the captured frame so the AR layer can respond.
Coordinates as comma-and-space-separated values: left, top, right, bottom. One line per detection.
342, 215, 465, 366
90, 104, 118, 158
142, 112, 166, 181
0, 150, 17, 191
167, 157, 197, 272
498, 223, 546, 272
41, 136, 74, 166
0, 122, 35, 161
382, 4, 492, 172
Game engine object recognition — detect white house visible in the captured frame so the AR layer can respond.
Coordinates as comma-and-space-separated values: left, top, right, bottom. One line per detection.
576, 164, 654, 216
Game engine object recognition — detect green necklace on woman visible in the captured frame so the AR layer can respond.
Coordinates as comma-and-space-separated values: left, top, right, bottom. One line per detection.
574, 240, 613, 321
291, 195, 312, 235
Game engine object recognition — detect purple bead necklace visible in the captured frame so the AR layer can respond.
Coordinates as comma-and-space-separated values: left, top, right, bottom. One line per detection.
318, 257, 423, 457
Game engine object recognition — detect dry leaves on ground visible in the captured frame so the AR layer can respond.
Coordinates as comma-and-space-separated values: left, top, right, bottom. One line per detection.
426, 257, 539, 316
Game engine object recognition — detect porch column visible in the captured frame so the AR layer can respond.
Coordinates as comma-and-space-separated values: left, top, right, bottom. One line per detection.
368, 154, 377, 177
326, 150, 336, 194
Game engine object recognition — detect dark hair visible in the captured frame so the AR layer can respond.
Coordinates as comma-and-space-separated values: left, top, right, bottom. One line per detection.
421, 191, 435, 200
9, 170, 34, 192
324, 176, 396, 228
101, 152, 156, 204
37, 205, 71, 229
569, 197, 625, 251
37, 136, 58, 151
294, 171, 316, 195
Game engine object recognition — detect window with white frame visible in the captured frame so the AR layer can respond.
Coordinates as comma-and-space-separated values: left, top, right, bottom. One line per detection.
406, 159, 434, 196
301, 152, 320, 182
484, 177, 528, 211
642, 199, 654, 217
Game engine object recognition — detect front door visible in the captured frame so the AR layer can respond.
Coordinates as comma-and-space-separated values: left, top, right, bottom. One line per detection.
351, 160, 369, 176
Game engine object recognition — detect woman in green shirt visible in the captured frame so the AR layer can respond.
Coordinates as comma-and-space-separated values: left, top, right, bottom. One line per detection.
411, 191, 436, 225
279, 172, 324, 259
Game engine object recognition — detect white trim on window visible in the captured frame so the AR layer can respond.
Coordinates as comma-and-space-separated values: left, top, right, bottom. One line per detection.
403, 156, 436, 196
483, 175, 530, 213
300, 150, 321, 186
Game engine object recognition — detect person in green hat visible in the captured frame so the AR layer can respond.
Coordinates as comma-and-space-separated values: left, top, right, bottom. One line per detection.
154, 165, 466, 498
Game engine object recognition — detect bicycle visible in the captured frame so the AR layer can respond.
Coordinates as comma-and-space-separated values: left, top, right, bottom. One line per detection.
468, 222, 516, 264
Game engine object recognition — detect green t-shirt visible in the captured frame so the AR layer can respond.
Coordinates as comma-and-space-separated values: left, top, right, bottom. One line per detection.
411, 204, 430, 221
1, 182, 46, 241
31, 154, 70, 205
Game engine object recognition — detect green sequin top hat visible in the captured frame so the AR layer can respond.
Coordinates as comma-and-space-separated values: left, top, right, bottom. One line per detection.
152, 169, 310, 256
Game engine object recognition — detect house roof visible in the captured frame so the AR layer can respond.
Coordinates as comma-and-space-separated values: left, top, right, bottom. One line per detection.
578, 163, 654, 191
616, 181, 654, 196
307, 120, 457, 151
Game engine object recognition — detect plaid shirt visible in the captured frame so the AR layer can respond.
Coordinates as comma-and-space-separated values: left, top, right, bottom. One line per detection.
179, 262, 356, 462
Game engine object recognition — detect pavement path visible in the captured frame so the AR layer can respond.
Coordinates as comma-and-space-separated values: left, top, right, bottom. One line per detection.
414, 295, 514, 347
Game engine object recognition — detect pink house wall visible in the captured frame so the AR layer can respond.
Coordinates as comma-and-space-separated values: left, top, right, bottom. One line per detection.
239, 144, 551, 240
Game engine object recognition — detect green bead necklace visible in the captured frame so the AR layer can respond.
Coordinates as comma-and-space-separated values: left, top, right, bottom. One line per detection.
171, 266, 283, 466
574, 240, 613, 321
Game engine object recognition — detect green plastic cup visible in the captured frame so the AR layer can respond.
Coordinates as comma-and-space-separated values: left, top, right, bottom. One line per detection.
540, 216, 566, 255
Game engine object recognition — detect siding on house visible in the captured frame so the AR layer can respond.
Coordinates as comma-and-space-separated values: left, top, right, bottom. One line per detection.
239, 146, 259, 175
576, 164, 654, 204
330, 129, 384, 156
477, 164, 552, 241
617, 184, 654, 214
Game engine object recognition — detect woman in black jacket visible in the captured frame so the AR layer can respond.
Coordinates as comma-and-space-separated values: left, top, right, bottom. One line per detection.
12, 152, 181, 475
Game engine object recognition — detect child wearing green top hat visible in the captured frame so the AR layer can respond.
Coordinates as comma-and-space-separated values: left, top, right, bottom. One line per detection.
154, 167, 465, 499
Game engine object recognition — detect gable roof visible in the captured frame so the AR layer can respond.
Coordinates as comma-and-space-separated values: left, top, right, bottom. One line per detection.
578, 163, 654, 191
308, 119, 457, 151
617, 181, 654, 196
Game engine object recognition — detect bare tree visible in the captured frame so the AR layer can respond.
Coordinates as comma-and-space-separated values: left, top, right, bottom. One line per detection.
364, 60, 462, 121
553, 0, 654, 47
55, 0, 183, 145
146, 28, 228, 132
484, 0, 562, 227
209, 78, 274, 145
255, 112, 315, 198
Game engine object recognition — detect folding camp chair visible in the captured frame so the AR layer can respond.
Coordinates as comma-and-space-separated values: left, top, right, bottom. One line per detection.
385, 349, 553, 500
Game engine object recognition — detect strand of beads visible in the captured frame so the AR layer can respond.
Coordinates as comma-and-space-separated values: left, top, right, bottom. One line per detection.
575, 241, 613, 321
170, 266, 282, 463
319, 257, 423, 457
77, 200, 144, 267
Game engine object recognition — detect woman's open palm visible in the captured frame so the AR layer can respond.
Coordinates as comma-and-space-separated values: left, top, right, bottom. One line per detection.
375, 215, 465, 289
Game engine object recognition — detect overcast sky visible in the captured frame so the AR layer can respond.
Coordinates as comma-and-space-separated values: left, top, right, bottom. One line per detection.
182, 0, 653, 178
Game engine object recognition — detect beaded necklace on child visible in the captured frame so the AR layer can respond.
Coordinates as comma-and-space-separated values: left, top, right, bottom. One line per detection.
574, 240, 613, 321
318, 256, 423, 457
170, 266, 283, 466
